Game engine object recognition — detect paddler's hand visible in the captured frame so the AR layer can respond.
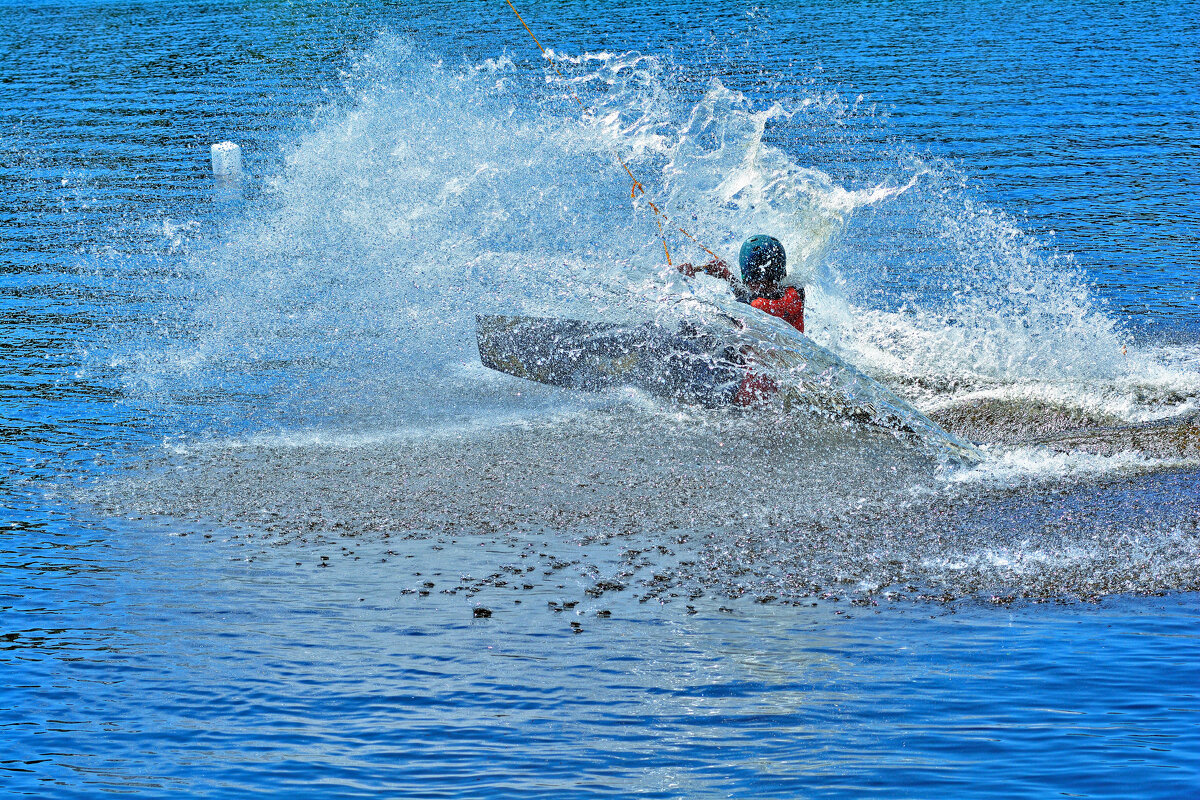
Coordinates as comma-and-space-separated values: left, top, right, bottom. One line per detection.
678, 258, 733, 282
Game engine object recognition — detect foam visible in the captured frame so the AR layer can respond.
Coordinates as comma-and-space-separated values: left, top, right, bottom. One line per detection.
947, 445, 1196, 490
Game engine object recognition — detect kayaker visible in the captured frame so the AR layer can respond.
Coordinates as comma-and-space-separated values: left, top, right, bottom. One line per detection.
677, 234, 804, 333
676, 235, 802, 405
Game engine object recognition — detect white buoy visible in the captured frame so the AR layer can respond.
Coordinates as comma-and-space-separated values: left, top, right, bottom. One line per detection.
210, 141, 243, 177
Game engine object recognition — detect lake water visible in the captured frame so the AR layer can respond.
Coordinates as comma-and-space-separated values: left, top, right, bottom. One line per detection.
3, 0, 1199, 796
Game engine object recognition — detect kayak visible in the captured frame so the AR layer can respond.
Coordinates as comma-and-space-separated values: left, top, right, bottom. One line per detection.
476, 310, 985, 464
476, 314, 741, 407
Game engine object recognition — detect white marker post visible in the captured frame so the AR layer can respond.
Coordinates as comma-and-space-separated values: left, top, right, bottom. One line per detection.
210, 141, 243, 178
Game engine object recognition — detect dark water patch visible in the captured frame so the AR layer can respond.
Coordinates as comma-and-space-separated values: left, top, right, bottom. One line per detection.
1037, 417, 1200, 460
931, 397, 1127, 444
79, 411, 1200, 607
932, 398, 1200, 459
719, 467, 1200, 605
82, 409, 936, 540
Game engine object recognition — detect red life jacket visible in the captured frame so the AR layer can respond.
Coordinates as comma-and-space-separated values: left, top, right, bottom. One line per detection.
750, 286, 804, 333
732, 371, 778, 407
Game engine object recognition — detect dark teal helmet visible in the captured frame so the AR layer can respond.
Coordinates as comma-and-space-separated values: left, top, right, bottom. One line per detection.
738, 235, 786, 284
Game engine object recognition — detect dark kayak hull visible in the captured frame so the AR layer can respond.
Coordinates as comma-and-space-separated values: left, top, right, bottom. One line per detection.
476, 312, 986, 464
477, 314, 744, 408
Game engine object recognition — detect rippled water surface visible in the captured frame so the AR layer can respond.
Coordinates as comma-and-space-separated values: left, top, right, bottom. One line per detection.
3, 0, 1199, 796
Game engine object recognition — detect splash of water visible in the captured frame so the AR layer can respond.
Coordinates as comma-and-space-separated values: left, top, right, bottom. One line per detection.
109, 34, 1199, 478
86, 33, 1200, 606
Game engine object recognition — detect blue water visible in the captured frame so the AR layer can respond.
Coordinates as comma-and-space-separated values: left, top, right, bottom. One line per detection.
4, 0, 1200, 797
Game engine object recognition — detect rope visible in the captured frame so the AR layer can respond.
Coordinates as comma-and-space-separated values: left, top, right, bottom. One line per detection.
503, 0, 717, 268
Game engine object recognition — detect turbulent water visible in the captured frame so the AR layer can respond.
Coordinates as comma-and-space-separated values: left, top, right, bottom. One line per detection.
92, 30, 1200, 601
4, 0, 1200, 796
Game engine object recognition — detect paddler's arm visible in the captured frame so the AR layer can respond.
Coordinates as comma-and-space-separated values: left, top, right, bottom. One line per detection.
676, 257, 734, 283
